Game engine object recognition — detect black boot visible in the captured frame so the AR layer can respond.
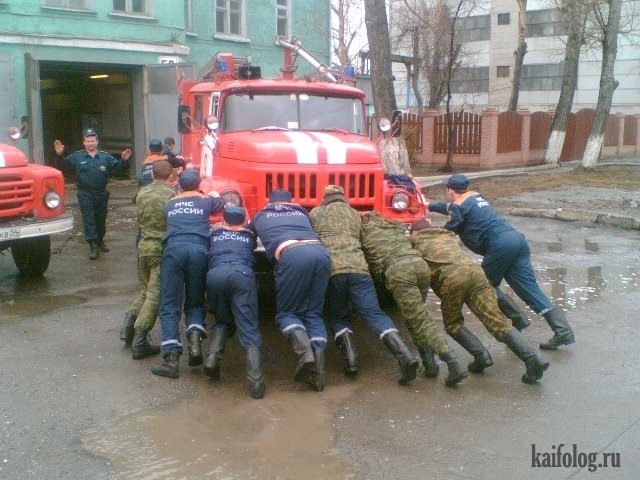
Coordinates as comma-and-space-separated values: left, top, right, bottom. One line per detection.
418, 346, 440, 378
88, 241, 99, 260
286, 329, 315, 384
188, 330, 204, 366
502, 329, 549, 383
451, 327, 494, 374
439, 350, 468, 387
203, 326, 228, 379
498, 295, 531, 331
335, 331, 358, 377
382, 331, 419, 386
246, 345, 266, 399
151, 351, 180, 379
131, 329, 161, 359
120, 313, 136, 346
540, 308, 575, 350
310, 346, 326, 392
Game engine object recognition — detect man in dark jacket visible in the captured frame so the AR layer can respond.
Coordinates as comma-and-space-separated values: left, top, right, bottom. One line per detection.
204, 207, 265, 399
427, 174, 575, 350
248, 189, 330, 392
53, 128, 131, 259
151, 169, 225, 379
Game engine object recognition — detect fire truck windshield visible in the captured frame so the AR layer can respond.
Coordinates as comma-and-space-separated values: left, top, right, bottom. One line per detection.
220, 93, 365, 134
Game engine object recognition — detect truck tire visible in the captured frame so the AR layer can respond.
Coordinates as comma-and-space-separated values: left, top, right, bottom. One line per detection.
11, 236, 51, 277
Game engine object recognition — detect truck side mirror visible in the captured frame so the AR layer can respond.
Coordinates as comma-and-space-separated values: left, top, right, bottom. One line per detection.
178, 105, 191, 134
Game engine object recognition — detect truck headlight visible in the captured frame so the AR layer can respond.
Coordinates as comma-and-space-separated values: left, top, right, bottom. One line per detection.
221, 190, 242, 208
391, 190, 410, 211
44, 191, 61, 210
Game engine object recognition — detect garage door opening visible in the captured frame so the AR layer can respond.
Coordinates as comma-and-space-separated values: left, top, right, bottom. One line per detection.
38, 61, 137, 179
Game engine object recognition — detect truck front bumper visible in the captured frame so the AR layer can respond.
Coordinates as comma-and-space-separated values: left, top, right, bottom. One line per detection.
0, 213, 74, 242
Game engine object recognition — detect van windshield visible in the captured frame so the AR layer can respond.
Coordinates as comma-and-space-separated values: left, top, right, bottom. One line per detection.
220, 93, 365, 134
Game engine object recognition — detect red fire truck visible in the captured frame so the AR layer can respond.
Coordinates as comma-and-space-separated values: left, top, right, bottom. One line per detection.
176, 37, 425, 224
0, 131, 73, 276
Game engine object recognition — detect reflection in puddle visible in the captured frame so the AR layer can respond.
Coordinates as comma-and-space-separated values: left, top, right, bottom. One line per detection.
85, 386, 358, 480
538, 265, 638, 311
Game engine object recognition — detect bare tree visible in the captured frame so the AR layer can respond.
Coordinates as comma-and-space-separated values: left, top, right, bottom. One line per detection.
543, 0, 588, 165
508, 0, 527, 111
331, 0, 366, 68
582, 0, 622, 168
364, 0, 412, 174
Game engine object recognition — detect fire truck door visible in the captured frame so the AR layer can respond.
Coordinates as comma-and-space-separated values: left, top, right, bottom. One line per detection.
25, 53, 44, 164
143, 63, 195, 153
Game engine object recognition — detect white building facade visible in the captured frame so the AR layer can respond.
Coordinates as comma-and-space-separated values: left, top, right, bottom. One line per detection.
389, 0, 640, 114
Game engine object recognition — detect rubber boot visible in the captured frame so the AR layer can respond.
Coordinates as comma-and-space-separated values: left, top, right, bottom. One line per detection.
187, 330, 204, 366
310, 346, 326, 392
418, 346, 440, 378
120, 313, 136, 346
246, 345, 266, 399
502, 329, 549, 383
286, 329, 315, 384
497, 295, 531, 331
99, 240, 110, 253
540, 308, 575, 350
451, 327, 494, 374
131, 329, 161, 359
382, 331, 419, 386
151, 351, 181, 379
439, 350, 468, 387
88, 241, 99, 260
203, 326, 228, 379
335, 331, 358, 377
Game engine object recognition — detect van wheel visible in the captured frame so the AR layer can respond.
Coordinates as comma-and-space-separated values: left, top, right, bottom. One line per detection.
11, 236, 51, 276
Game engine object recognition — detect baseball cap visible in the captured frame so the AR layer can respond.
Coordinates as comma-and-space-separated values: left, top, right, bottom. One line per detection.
443, 173, 470, 190
179, 169, 201, 191
83, 128, 98, 138
224, 207, 246, 226
149, 138, 163, 153
269, 189, 292, 203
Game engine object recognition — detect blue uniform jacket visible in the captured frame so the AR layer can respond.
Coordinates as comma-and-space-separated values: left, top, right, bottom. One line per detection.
429, 191, 514, 255
209, 227, 257, 269
248, 202, 319, 261
163, 192, 225, 246
62, 150, 128, 192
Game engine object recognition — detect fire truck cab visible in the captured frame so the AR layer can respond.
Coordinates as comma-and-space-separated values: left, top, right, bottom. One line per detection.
177, 37, 425, 224
0, 132, 73, 276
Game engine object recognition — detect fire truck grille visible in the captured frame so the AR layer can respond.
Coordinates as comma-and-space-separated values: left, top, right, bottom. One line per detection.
265, 172, 377, 207
0, 176, 34, 212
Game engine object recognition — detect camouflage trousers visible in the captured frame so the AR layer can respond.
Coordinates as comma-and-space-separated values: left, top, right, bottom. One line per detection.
385, 257, 450, 356
429, 263, 513, 341
126, 255, 162, 331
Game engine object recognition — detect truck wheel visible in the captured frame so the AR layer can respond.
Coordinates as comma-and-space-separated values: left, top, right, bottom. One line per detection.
11, 236, 51, 277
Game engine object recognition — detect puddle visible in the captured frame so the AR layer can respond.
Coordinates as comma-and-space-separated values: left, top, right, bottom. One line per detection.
0, 294, 88, 319
85, 385, 359, 480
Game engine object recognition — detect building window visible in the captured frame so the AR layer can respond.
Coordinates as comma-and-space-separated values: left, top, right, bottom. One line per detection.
497, 66, 510, 78
521, 63, 565, 90
46, 0, 91, 8
216, 0, 244, 36
185, 0, 193, 33
113, 0, 149, 15
450, 67, 490, 94
497, 13, 510, 25
276, 0, 290, 38
457, 14, 491, 43
526, 9, 569, 37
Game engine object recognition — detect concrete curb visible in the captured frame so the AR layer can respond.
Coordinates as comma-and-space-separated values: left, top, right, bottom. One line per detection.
416, 160, 640, 231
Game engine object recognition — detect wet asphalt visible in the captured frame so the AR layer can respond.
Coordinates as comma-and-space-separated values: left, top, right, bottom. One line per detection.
0, 180, 639, 479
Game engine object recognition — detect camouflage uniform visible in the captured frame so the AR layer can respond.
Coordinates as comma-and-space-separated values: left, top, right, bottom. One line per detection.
410, 227, 513, 340
360, 213, 450, 356
126, 179, 175, 331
